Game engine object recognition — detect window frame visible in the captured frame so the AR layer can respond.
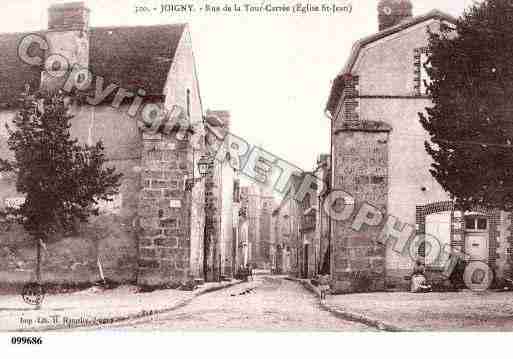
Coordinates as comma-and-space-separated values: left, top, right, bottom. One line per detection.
464, 215, 488, 233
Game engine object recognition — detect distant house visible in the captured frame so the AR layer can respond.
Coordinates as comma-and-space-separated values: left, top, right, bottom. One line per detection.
272, 173, 305, 277
203, 110, 240, 280
326, 0, 512, 293
0, 2, 210, 287
272, 155, 330, 280
239, 184, 275, 269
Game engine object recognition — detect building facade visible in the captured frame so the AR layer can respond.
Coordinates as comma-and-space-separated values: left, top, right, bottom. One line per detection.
326, 0, 513, 293
204, 110, 239, 280
0, 2, 236, 288
241, 184, 275, 269
237, 187, 250, 269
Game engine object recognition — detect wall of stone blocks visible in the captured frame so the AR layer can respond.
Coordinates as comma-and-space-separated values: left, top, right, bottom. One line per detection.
136, 26, 205, 286
331, 125, 389, 294
0, 215, 138, 289
137, 133, 195, 286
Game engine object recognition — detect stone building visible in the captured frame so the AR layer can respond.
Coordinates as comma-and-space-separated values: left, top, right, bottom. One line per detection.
0, 2, 215, 287
239, 184, 275, 269
297, 172, 317, 278
325, 0, 513, 293
272, 156, 331, 280
241, 186, 258, 267
312, 155, 331, 277
204, 110, 239, 280
272, 175, 305, 276
259, 188, 274, 269
271, 207, 288, 275
237, 187, 249, 269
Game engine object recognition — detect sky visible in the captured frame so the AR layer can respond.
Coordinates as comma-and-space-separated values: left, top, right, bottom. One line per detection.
0, 0, 475, 171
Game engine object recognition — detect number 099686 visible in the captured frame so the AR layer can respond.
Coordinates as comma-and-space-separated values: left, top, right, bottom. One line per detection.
11, 337, 42, 344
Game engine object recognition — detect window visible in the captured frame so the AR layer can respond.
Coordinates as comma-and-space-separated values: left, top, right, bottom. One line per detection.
465, 216, 488, 231
355, 176, 370, 185
303, 194, 311, 210
465, 217, 475, 230
477, 218, 488, 230
233, 180, 240, 203
371, 176, 385, 185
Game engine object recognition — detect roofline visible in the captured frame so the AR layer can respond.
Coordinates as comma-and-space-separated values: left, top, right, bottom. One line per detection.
0, 23, 188, 37
90, 23, 187, 31
340, 10, 456, 76
325, 9, 457, 115
0, 23, 188, 109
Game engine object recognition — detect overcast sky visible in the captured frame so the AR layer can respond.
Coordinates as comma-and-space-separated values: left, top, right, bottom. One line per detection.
0, 0, 475, 170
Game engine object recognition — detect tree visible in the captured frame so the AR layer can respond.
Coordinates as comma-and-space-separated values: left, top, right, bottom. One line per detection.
420, 0, 513, 211
0, 89, 122, 288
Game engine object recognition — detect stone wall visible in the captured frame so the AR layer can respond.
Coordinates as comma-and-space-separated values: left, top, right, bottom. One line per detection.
136, 25, 205, 286
0, 215, 138, 289
136, 132, 195, 286
331, 122, 390, 294
0, 103, 141, 288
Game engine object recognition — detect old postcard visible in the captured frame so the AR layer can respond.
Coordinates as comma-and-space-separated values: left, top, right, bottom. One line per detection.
1, 0, 512, 356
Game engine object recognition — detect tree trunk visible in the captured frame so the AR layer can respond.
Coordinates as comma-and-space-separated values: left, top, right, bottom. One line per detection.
35, 237, 42, 310
36, 237, 41, 284
96, 237, 106, 285
97, 257, 106, 285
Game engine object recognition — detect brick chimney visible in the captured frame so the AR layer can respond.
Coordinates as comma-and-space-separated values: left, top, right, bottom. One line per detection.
377, 0, 413, 31
41, 2, 90, 91
48, 2, 90, 31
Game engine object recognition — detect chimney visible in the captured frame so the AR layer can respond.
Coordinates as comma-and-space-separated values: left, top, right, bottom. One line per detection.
378, 0, 413, 31
41, 2, 90, 92
48, 2, 90, 32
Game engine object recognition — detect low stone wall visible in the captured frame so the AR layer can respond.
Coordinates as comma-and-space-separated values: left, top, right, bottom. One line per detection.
0, 214, 138, 290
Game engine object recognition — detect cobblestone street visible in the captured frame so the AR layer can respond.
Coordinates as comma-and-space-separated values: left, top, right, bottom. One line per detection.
101, 276, 373, 331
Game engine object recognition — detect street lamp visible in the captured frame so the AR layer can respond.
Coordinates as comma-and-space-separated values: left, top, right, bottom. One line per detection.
197, 154, 213, 176
184, 153, 214, 192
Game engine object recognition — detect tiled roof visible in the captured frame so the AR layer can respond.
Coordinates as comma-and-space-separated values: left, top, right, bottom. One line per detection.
0, 24, 186, 108
89, 24, 185, 97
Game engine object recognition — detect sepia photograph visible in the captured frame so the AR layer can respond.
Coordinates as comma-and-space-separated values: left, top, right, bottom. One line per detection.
0, 0, 512, 356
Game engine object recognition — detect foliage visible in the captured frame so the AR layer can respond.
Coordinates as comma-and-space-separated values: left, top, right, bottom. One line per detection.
420, 0, 513, 210
0, 90, 122, 238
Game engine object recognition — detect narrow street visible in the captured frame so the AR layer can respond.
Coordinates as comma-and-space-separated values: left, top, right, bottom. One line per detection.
100, 276, 374, 331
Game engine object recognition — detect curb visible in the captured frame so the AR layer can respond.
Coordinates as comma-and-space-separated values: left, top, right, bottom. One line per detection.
287, 277, 404, 332
16, 280, 243, 332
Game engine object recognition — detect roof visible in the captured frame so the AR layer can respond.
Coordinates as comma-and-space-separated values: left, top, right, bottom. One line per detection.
325, 10, 457, 115
0, 24, 186, 108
